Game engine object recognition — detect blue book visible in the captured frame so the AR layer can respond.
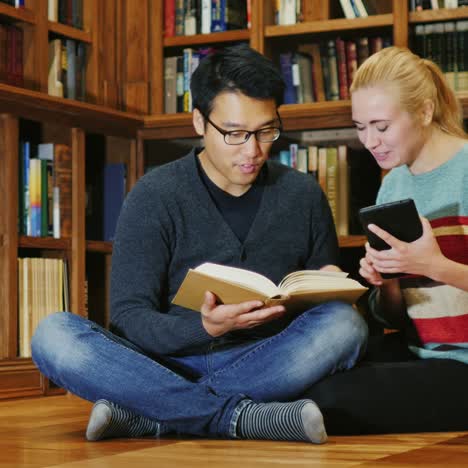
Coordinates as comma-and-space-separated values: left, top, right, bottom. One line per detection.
103, 163, 126, 241
279, 52, 297, 104
22, 141, 30, 236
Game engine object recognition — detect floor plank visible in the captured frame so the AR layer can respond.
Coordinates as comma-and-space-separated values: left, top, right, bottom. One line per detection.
1, 394, 467, 467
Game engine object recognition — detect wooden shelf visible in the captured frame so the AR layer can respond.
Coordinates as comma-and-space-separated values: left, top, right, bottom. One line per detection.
141, 100, 353, 139
164, 29, 250, 48
0, 3, 35, 24
338, 235, 367, 249
18, 236, 71, 250
48, 21, 92, 43
265, 14, 393, 38
86, 240, 113, 254
409, 8, 468, 24
0, 83, 143, 137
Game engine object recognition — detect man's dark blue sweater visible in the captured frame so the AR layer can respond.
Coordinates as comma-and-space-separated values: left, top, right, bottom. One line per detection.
110, 149, 338, 356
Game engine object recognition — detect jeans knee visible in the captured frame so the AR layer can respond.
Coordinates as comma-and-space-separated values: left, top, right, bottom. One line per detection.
31, 312, 79, 368
314, 301, 368, 357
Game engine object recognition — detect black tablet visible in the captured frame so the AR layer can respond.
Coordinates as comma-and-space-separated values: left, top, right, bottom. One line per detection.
359, 198, 423, 278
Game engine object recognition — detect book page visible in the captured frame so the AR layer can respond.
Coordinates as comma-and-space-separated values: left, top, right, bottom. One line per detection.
279, 270, 363, 294
195, 263, 280, 297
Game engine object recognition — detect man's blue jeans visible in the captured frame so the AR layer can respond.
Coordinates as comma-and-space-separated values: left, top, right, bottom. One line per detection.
31, 301, 367, 439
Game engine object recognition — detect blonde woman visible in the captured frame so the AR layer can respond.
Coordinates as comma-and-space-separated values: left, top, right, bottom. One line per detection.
351, 46, 468, 363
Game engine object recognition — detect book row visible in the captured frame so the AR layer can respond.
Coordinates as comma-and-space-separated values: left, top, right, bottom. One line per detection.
164, 47, 213, 113
18, 141, 125, 242
0, 23, 23, 87
0, 0, 24, 8
280, 35, 392, 104
17, 257, 69, 358
19, 142, 72, 239
164, 0, 249, 37
271, 143, 380, 237
413, 20, 468, 92
410, 0, 468, 11
47, 0, 83, 29
48, 38, 87, 100
274, 0, 392, 24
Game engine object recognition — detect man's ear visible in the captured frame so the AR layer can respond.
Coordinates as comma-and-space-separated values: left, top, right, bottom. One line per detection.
193, 108, 205, 136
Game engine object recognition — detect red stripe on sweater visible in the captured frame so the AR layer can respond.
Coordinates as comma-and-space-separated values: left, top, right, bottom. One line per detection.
431, 216, 468, 229
413, 314, 468, 344
437, 236, 468, 264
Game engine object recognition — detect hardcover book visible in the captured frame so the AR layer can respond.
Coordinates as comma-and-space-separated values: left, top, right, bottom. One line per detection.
172, 262, 367, 313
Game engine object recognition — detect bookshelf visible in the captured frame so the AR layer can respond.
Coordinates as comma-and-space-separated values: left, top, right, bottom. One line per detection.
0, 0, 467, 400
140, 0, 468, 241
0, 0, 143, 399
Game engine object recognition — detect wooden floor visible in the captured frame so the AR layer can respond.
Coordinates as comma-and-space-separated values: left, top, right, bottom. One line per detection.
1, 395, 468, 467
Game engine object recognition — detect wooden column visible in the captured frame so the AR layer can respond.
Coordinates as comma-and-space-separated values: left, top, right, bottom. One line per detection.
84, 0, 100, 103
149, 0, 164, 114
71, 128, 86, 317
0, 115, 19, 359
393, 0, 409, 47
121, 0, 149, 114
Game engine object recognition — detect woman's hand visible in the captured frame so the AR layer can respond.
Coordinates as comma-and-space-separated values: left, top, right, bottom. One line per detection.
364, 216, 444, 278
200, 291, 286, 337
359, 253, 384, 286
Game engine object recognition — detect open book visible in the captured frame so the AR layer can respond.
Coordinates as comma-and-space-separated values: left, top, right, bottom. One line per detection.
172, 262, 368, 313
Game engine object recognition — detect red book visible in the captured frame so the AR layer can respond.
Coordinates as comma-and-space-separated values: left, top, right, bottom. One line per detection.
164, 0, 175, 37
335, 37, 349, 100
346, 40, 357, 89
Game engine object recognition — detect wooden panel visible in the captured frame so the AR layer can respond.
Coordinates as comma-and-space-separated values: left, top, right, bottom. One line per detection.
136, 130, 145, 179
149, 0, 164, 114
0, 84, 142, 137
19, 237, 71, 250
47, 21, 93, 43
99, 0, 120, 109
392, 0, 408, 47
127, 139, 137, 189
0, 361, 42, 399
71, 129, 86, 317
0, 1, 36, 23
265, 14, 393, 37
121, 0, 149, 113
249, 0, 263, 53
86, 241, 113, 254
303, 0, 330, 21
0, 115, 18, 359
409, 7, 468, 23
83, 0, 99, 103
124, 82, 149, 114
122, 0, 149, 83
163, 29, 250, 47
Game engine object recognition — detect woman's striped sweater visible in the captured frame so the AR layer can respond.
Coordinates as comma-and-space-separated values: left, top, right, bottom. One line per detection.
373, 143, 468, 363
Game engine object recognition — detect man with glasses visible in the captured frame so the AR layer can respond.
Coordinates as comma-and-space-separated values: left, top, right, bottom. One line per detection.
32, 44, 367, 444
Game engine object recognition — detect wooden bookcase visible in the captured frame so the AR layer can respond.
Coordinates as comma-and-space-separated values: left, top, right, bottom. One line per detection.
0, 0, 143, 399
0, 0, 467, 400
140, 0, 468, 242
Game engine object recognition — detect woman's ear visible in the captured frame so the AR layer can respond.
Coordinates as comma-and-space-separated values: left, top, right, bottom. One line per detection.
193, 108, 205, 136
421, 99, 435, 127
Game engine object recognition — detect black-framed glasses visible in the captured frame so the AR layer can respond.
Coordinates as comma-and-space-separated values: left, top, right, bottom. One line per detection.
200, 111, 282, 145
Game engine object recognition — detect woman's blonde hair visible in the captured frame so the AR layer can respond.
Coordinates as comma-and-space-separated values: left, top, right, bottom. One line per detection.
350, 46, 467, 138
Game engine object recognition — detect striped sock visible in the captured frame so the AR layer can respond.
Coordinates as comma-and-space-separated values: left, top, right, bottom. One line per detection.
86, 399, 166, 441
237, 399, 327, 444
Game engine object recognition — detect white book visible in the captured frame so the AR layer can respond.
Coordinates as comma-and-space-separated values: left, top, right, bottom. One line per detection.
48, 0, 58, 21
280, 0, 296, 25
201, 0, 211, 34
339, 0, 357, 19
353, 0, 369, 17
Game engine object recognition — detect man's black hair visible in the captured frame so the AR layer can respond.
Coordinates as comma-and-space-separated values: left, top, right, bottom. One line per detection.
190, 43, 285, 117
